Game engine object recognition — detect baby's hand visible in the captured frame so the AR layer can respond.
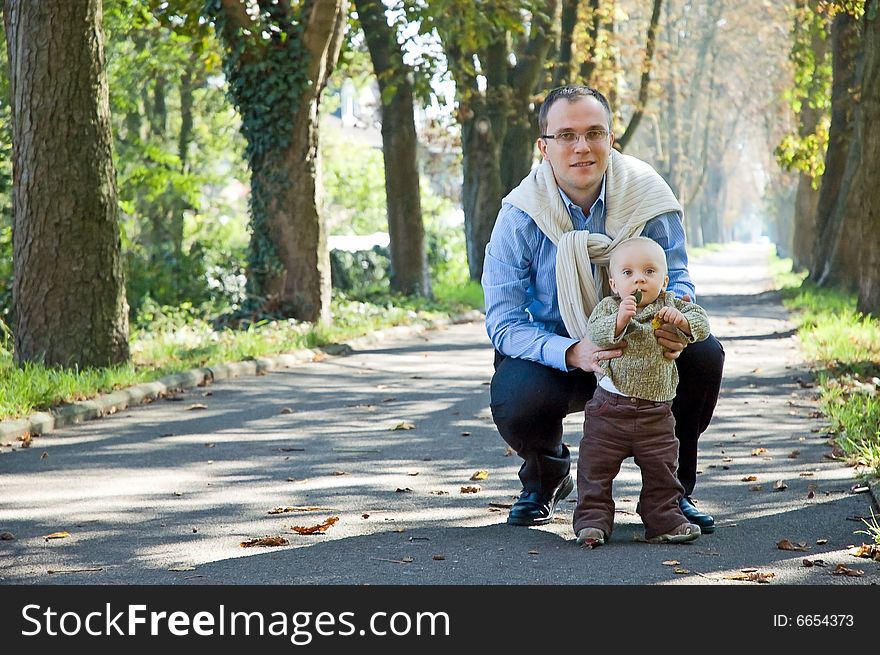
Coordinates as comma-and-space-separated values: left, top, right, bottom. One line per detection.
618, 295, 638, 323
656, 306, 690, 334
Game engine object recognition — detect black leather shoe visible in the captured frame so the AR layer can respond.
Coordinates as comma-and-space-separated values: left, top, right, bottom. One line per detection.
679, 496, 715, 533
507, 475, 575, 526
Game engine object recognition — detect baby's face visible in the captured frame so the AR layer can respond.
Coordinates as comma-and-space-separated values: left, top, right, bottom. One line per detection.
608, 242, 669, 307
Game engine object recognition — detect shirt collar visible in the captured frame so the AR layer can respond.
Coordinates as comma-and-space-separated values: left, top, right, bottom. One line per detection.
557, 175, 606, 219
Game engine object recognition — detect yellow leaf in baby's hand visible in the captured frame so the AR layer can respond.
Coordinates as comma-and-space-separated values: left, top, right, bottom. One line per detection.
651, 316, 664, 330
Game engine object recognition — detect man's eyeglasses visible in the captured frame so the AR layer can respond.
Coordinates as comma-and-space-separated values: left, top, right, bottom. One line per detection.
541, 129, 609, 145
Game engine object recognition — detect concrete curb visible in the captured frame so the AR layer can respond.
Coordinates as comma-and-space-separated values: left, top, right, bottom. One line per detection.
0, 310, 484, 443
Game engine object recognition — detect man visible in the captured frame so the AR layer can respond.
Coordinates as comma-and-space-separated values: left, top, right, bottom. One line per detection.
482, 85, 724, 533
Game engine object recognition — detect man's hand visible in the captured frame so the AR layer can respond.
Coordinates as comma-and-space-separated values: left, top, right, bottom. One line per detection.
565, 338, 626, 374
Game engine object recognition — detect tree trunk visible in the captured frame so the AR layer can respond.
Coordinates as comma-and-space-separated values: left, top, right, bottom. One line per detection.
355, 0, 430, 296
854, 1, 880, 314
816, 4, 873, 296
460, 89, 506, 282
578, 0, 602, 83
5, 0, 130, 367
552, 0, 579, 87
212, 0, 347, 322
812, 9, 861, 285
499, 0, 559, 196
791, 0, 828, 273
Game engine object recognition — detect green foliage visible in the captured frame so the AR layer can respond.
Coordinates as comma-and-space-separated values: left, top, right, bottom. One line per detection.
855, 509, 880, 546
105, 0, 249, 317
774, 253, 880, 476
321, 123, 388, 235
775, 2, 833, 183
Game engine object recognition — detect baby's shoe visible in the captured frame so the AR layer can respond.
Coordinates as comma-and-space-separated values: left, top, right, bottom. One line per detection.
575, 527, 606, 548
646, 522, 700, 544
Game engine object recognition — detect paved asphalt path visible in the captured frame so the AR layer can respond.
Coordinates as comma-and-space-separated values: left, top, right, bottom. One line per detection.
1, 243, 877, 585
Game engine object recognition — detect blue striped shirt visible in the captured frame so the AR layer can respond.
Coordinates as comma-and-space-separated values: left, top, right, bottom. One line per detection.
482, 178, 695, 371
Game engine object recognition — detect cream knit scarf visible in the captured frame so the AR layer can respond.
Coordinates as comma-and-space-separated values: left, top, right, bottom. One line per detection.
502, 149, 682, 339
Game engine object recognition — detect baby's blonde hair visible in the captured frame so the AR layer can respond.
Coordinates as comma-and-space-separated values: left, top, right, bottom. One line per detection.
609, 236, 668, 275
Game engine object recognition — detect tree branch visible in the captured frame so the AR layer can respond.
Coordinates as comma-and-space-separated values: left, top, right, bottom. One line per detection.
616, 0, 662, 150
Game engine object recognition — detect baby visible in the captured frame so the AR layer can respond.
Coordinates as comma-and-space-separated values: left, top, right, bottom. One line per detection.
573, 236, 710, 546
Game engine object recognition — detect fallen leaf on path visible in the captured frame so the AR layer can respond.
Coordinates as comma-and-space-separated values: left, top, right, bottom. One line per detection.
751, 448, 767, 456
0, 532, 15, 540
504, 447, 514, 457
279, 447, 305, 452
168, 566, 196, 572
799, 472, 814, 477
362, 514, 369, 519
40, 452, 48, 459
382, 397, 396, 403
773, 480, 788, 491
807, 490, 815, 499
396, 487, 414, 493
19, 433, 32, 448
777, 539, 807, 551
392, 421, 415, 431
268, 506, 329, 514
803, 559, 826, 567
406, 471, 419, 476
788, 450, 800, 459
44, 531, 71, 541
332, 471, 347, 476
488, 502, 513, 509
722, 457, 732, 462
849, 544, 880, 561
279, 407, 294, 414
724, 571, 775, 583
187, 403, 208, 411
241, 536, 289, 548
461, 431, 471, 436
290, 516, 339, 535
673, 568, 689, 574
832, 564, 864, 577
432, 554, 445, 561
816, 539, 828, 545
429, 490, 449, 495
460, 485, 481, 493
741, 475, 758, 482
528, 549, 539, 555
204, 443, 215, 448
470, 470, 489, 481
662, 560, 680, 566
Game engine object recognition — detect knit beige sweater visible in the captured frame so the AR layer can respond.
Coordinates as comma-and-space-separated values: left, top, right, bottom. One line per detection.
588, 291, 710, 402
502, 150, 682, 339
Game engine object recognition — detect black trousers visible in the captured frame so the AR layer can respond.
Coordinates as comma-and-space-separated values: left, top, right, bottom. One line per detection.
489, 335, 724, 496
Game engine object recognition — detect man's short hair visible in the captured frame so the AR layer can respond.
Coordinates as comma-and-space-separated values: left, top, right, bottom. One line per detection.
538, 86, 613, 136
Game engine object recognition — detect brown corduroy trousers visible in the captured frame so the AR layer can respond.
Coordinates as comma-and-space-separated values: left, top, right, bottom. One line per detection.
573, 387, 689, 540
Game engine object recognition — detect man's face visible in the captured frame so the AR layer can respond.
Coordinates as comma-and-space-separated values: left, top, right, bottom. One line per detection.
608, 242, 669, 307
537, 96, 614, 202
